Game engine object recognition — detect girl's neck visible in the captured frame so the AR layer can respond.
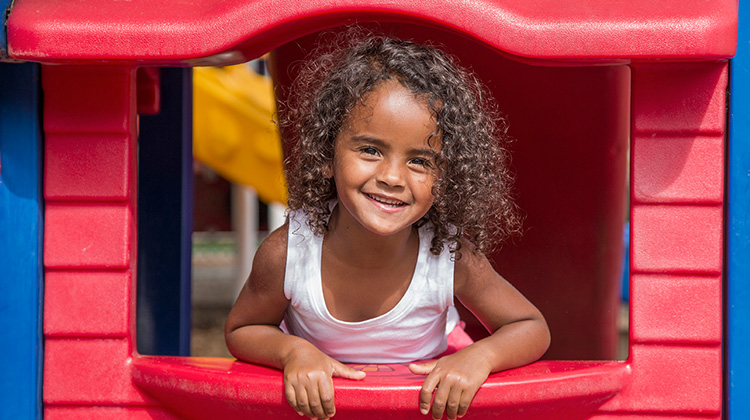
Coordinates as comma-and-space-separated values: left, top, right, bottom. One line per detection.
324, 204, 417, 269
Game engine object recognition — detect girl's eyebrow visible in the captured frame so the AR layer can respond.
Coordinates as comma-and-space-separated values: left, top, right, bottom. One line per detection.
350, 135, 437, 156
350, 135, 388, 147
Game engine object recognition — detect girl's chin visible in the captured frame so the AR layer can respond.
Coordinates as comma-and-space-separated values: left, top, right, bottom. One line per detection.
359, 219, 417, 238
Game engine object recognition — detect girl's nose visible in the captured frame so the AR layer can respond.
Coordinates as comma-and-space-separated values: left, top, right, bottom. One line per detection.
376, 160, 405, 187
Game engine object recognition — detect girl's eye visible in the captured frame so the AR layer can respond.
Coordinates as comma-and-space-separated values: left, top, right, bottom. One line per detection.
360, 146, 380, 156
410, 157, 433, 168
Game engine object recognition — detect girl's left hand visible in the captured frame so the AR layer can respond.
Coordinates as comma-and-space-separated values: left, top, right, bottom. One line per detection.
408, 349, 491, 420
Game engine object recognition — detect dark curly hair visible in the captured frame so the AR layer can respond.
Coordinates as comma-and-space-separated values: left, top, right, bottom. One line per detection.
281, 28, 521, 257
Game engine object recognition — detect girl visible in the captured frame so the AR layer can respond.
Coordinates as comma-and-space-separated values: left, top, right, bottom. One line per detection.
225, 31, 550, 420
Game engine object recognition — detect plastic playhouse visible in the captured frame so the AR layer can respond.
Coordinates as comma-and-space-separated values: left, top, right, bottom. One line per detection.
0, 0, 744, 419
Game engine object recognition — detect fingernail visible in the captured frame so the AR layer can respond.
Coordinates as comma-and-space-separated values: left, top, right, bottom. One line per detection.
420, 408, 429, 415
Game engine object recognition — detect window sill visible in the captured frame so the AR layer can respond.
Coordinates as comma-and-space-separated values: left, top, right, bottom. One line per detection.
132, 356, 629, 419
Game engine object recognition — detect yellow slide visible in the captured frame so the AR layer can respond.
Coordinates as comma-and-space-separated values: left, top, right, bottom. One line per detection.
193, 64, 287, 204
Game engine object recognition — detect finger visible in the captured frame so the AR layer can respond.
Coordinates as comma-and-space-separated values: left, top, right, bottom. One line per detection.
333, 362, 366, 381
317, 373, 337, 419
419, 372, 440, 415
457, 387, 475, 418
431, 377, 453, 420
291, 381, 315, 418
284, 381, 305, 416
305, 377, 330, 420
409, 361, 437, 376
444, 386, 464, 420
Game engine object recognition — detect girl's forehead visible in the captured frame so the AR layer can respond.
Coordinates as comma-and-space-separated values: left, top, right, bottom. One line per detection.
349, 80, 434, 123
337, 80, 441, 151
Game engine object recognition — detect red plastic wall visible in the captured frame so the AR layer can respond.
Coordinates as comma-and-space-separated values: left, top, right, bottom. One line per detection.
594, 62, 726, 419
42, 66, 178, 419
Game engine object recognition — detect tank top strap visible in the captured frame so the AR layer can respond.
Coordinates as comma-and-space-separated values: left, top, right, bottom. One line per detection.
417, 222, 456, 312
283, 208, 322, 303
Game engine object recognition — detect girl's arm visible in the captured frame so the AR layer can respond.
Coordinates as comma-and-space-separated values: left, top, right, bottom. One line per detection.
225, 223, 365, 420
409, 241, 550, 420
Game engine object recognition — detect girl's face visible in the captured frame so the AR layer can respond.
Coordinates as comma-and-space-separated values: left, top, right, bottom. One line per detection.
330, 80, 440, 237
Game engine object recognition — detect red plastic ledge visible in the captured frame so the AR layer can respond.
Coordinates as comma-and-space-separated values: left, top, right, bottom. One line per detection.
132, 357, 630, 419
7, 0, 737, 65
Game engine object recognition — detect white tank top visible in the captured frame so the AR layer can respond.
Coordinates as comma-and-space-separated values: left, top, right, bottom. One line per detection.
282, 207, 459, 363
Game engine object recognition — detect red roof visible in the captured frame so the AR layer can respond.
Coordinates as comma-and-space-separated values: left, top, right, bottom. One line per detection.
6, 0, 737, 65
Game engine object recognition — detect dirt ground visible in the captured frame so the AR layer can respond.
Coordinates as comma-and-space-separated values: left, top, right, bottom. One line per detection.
191, 306, 233, 357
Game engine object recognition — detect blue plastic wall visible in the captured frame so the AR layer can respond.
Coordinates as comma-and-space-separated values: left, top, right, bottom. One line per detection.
0, 62, 43, 420
0, 0, 13, 57
727, 1, 750, 418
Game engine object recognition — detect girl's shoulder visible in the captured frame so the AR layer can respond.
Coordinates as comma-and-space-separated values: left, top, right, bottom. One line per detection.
247, 222, 289, 291
452, 238, 496, 292
258, 222, 289, 258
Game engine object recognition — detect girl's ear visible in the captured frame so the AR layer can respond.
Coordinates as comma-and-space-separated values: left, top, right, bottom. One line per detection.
322, 161, 334, 178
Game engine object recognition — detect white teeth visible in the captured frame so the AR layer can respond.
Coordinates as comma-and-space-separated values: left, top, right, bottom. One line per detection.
367, 194, 404, 207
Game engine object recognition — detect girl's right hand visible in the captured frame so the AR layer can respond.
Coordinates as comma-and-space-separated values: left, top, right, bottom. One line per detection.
283, 345, 366, 419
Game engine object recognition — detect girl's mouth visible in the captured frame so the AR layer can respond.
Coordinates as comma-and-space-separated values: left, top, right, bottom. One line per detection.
365, 193, 406, 208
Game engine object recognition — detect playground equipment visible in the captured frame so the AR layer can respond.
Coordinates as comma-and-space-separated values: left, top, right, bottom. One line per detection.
193, 63, 286, 205
0, 0, 741, 418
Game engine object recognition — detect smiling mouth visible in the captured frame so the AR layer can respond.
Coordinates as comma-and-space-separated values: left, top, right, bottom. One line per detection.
366, 193, 406, 208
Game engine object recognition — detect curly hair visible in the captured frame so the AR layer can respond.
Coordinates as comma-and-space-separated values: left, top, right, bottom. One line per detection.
281, 28, 521, 257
